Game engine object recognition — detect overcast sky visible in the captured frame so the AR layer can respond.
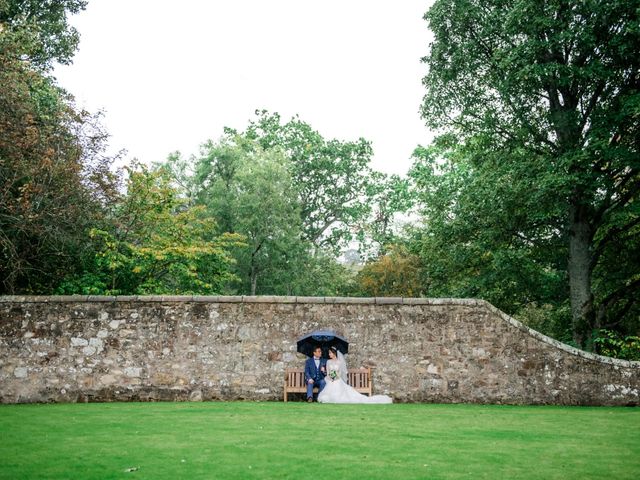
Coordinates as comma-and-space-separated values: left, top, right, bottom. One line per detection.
54, 1, 435, 175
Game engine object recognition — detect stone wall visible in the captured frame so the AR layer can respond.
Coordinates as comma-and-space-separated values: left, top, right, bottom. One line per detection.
0, 296, 638, 405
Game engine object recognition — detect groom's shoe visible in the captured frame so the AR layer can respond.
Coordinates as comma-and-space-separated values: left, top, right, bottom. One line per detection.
307, 397, 313, 403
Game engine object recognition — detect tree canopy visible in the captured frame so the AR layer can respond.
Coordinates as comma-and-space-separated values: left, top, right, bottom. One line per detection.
194, 138, 304, 295
0, 7, 115, 294
242, 110, 379, 253
58, 164, 244, 295
419, 0, 640, 348
0, 0, 87, 69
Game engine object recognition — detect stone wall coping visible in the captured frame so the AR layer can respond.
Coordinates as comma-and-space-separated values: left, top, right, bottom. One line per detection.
2, 295, 639, 369
0, 295, 483, 305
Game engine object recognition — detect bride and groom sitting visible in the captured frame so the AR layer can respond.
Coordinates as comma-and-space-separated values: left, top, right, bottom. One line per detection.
304, 346, 392, 404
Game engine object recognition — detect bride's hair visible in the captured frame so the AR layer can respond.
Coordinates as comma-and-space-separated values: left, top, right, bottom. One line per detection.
329, 346, 338, 355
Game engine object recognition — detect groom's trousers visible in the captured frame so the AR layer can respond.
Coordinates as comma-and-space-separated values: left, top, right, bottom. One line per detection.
307, 378, 326, 399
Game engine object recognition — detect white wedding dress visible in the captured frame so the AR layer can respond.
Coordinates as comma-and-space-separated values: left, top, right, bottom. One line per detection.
318, 352, 392, 404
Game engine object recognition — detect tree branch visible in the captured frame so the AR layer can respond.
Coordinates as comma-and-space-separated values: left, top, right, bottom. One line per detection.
591, 215, 640, 269
598, 277, 640, 320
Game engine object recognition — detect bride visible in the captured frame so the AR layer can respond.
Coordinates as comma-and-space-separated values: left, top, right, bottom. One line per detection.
318, 347, 392, 404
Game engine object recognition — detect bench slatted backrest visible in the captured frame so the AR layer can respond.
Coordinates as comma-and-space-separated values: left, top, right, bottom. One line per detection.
348, 368, 372, 394
286, 369, 305, 389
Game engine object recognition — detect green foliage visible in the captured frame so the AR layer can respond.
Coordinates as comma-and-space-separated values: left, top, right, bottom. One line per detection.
194, 139, 304, 295
191, 134, 359, 297
515, 302, 573, 346
154, 151, 199, 206
0, 0, 87, 69
58, 165, 244, 295
0, 33, 117, 294
593, 329, 640, 361
243, 110, 401, 253
186, 112, 400, 296
408, 143, 568, 313
355, 245, 425, 297
255, 248, 357, 297
358, 172, 416, 258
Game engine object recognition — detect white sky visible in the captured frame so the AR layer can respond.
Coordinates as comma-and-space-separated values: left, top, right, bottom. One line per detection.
54, 0, 435, 176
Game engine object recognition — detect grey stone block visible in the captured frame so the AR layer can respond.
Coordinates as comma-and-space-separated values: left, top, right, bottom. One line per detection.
341, 297, 375, 304
87, 295, 117, 302
161, 295, 193, 302
402, 298, 432, 305
375, 297, 403, 305
331, 297, 361, 304
192, 296, 220, 303
295, 296, 325, 303
114, 296, 138, 302
275, 296, 297, 303
137, 295, 164, 302
244, 296, 276, 303
216, 296, 243, 303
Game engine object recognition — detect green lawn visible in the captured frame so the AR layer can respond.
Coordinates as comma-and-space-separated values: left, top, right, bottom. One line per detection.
0, 402, 638, 479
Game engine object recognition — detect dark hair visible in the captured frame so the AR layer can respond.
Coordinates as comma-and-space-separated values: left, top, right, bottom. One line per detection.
329, 346, 338, 354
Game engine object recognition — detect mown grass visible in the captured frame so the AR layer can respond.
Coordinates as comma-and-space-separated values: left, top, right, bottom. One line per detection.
0, 402, 638, 479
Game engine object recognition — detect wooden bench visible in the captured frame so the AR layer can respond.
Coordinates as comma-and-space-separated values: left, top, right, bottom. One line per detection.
283, 367, 372, 402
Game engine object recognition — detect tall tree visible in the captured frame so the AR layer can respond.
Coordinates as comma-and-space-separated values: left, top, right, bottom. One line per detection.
409, 142, 569, 330
0, 29, 116, 294
421, 0, 640, 347
242, 110, 378, 253
195, 139, 303, 295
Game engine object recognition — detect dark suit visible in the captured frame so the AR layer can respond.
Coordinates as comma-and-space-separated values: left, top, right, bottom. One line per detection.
304, 356, 327, 400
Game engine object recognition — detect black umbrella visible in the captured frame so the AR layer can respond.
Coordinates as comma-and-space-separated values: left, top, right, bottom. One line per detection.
296, 329, 349, 357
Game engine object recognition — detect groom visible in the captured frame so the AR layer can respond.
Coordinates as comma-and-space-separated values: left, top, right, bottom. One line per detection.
304, 346, 327, 402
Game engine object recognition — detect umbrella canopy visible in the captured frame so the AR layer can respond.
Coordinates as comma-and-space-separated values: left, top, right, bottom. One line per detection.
296, 329, 349, 357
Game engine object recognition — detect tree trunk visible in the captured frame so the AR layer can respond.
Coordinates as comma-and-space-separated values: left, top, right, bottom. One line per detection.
567, 201, 594, 349
250, 265, 258, 296
249, 239, 264, 296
